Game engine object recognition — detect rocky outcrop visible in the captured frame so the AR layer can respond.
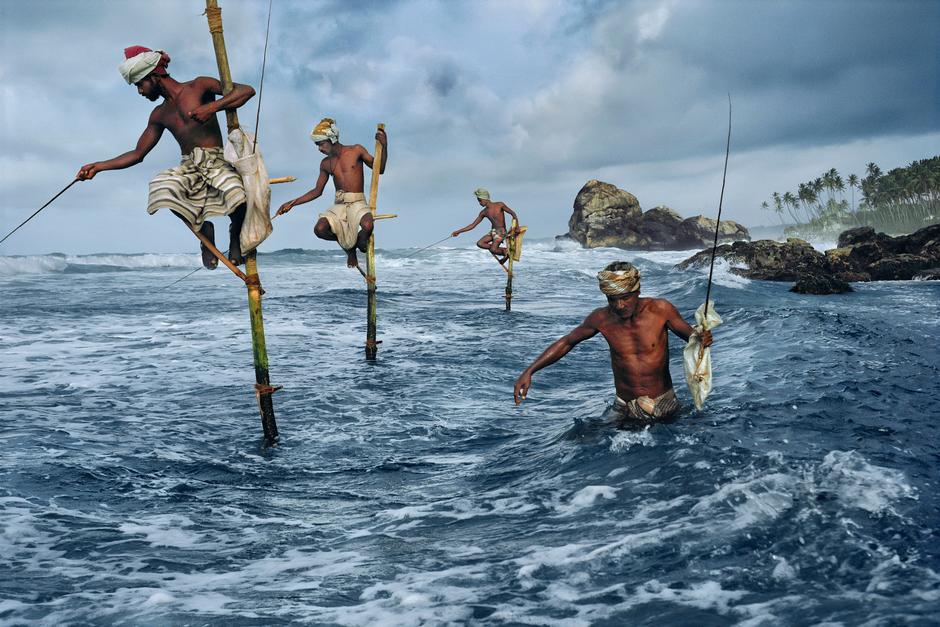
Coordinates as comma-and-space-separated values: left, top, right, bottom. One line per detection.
676, 223, 940, 293
790, 274, 854, 294
567, 180, 750, 250
568, 180, 642, 248
675, 238, 828, 281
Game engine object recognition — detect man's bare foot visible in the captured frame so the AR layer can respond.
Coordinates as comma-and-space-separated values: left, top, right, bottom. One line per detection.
228, 222, 245, 266
199, 222, 218, 270
346, 248, 359, 268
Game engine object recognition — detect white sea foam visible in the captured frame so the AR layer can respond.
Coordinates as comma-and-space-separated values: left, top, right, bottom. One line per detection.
0, 252, 200, 275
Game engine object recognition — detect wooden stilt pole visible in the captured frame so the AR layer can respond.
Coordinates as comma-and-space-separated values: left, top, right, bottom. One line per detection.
504, 219, 517, 311
205, 0, 278, 442
365, 123, 385, 361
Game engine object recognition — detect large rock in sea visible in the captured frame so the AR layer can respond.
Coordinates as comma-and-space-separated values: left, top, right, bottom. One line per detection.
568, 180, 642, 248
567, 180, 750, 250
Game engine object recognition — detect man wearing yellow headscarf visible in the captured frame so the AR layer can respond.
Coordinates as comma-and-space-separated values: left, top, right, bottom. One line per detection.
513, 261, 713, 423
277, 118, 388, 268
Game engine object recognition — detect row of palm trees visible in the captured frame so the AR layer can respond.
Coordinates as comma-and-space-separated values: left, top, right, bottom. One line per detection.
761, 156, 940, 236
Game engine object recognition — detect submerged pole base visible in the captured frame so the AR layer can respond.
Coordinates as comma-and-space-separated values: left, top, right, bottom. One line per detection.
255, 383, 281, 443
365, 340, 381, 361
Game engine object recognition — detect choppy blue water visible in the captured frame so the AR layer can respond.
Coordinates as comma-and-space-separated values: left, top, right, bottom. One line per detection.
1, 239, 939, 625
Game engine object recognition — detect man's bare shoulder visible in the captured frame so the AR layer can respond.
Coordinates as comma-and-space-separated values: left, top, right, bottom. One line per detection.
147, 104, 167, 125
189, 76, 222, 91
643, 297, 680, 317
584, 306, 610, 326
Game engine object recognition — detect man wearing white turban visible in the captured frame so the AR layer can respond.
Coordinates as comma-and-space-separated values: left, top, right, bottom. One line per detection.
77, 46, 256, 269
450, 188, 521, 265
513, 261, 713, 423
277, 118, 389, 269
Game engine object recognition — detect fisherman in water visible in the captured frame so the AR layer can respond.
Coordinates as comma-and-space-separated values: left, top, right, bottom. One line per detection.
513, 262, 713, 422
451, 188, 520, 264
276, 118, 389, 269
77, 46, 256, 269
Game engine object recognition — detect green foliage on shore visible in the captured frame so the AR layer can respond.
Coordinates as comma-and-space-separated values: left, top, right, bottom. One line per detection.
760, 156, 939, 237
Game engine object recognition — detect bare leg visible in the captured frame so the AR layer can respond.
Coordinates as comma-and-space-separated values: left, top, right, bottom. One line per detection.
314, 217, 338, 243
490, 237, 508, 264
315, 217, 358, 268
228, 204, 247, 266
356, 213, 375, 253
172, 211, 218, 270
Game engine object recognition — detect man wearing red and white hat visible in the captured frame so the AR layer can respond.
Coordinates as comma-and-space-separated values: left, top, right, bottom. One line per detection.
77, 46, 256, 269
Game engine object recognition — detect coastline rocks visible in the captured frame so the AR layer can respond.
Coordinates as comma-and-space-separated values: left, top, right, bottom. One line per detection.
567, 180, 750, 250
675, 238, 828, 281
676, 223, 940, 293
790, 274, 854, 294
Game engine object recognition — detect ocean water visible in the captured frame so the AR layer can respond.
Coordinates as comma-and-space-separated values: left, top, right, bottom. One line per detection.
1, 239, 938, 625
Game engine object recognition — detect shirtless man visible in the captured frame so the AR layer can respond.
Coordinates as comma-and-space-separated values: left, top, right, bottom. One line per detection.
276, 118, 388, 268
513, 262, 714, 422
451, 188, 520, 264
77, 46, 256, 269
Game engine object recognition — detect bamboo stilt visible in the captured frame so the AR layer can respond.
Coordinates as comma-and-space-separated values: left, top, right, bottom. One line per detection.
505, 219, 517, 311
365, 123, 385, 361
205, 0, 278, 442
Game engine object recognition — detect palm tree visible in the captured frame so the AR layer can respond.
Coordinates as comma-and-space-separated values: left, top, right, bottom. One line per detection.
847, 174, 859, 213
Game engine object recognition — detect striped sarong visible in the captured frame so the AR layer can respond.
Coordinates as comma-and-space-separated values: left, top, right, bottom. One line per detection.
147, 147, 246, 227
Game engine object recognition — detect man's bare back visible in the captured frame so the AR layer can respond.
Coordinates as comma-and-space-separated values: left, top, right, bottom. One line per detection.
514, 262, 713, 420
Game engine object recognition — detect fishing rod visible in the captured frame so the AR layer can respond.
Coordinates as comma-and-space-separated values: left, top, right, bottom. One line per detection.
703, 94, 732, 313
0, 178, 79, 246
402, 234, 454, 258
251, 0, 274, 155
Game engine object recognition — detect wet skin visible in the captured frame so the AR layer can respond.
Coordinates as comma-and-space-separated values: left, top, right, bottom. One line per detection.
451, 199, 520, 263
276, 129, 389, 268
514, 292, 714, 405
76, 74, 255, 268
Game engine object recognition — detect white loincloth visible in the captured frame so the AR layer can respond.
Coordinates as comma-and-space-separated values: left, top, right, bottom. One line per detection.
319, 191, 372, 250
147, 147, 246, 227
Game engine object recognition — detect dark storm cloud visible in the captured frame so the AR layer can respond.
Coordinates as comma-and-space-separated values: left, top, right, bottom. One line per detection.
1, 0, 937, 254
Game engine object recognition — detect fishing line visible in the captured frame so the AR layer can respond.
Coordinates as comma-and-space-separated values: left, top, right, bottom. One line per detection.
0, 179, 79, 246
704, 94, 732, 313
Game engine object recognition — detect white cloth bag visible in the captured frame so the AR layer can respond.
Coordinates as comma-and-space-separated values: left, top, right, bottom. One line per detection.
683, 301, 723, 410
223, 128, 272, 253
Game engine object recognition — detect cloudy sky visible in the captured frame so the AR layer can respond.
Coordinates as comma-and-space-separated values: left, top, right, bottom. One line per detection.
1, 0, 937, 254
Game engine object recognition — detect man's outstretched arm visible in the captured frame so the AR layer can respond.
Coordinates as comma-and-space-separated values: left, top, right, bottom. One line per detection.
451, 211, 485, 237
514, 315, 600, 404
663, 300, 712, 346
77, 113, 164, 180
278, 167, 329, 215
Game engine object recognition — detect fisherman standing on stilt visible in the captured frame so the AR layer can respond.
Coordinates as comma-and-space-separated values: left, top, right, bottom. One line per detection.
451, 189, 520, 266
77, 46, 256, 270
513, 262, 713, 423
276, 118, 388, 269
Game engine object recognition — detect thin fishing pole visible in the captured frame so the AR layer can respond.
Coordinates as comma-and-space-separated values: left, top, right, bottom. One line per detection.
704, 95, 732, 313
402, 234, 454, 258
167, 0, 274, 289
251, 0, 274, 155
0, 179, 79, 246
